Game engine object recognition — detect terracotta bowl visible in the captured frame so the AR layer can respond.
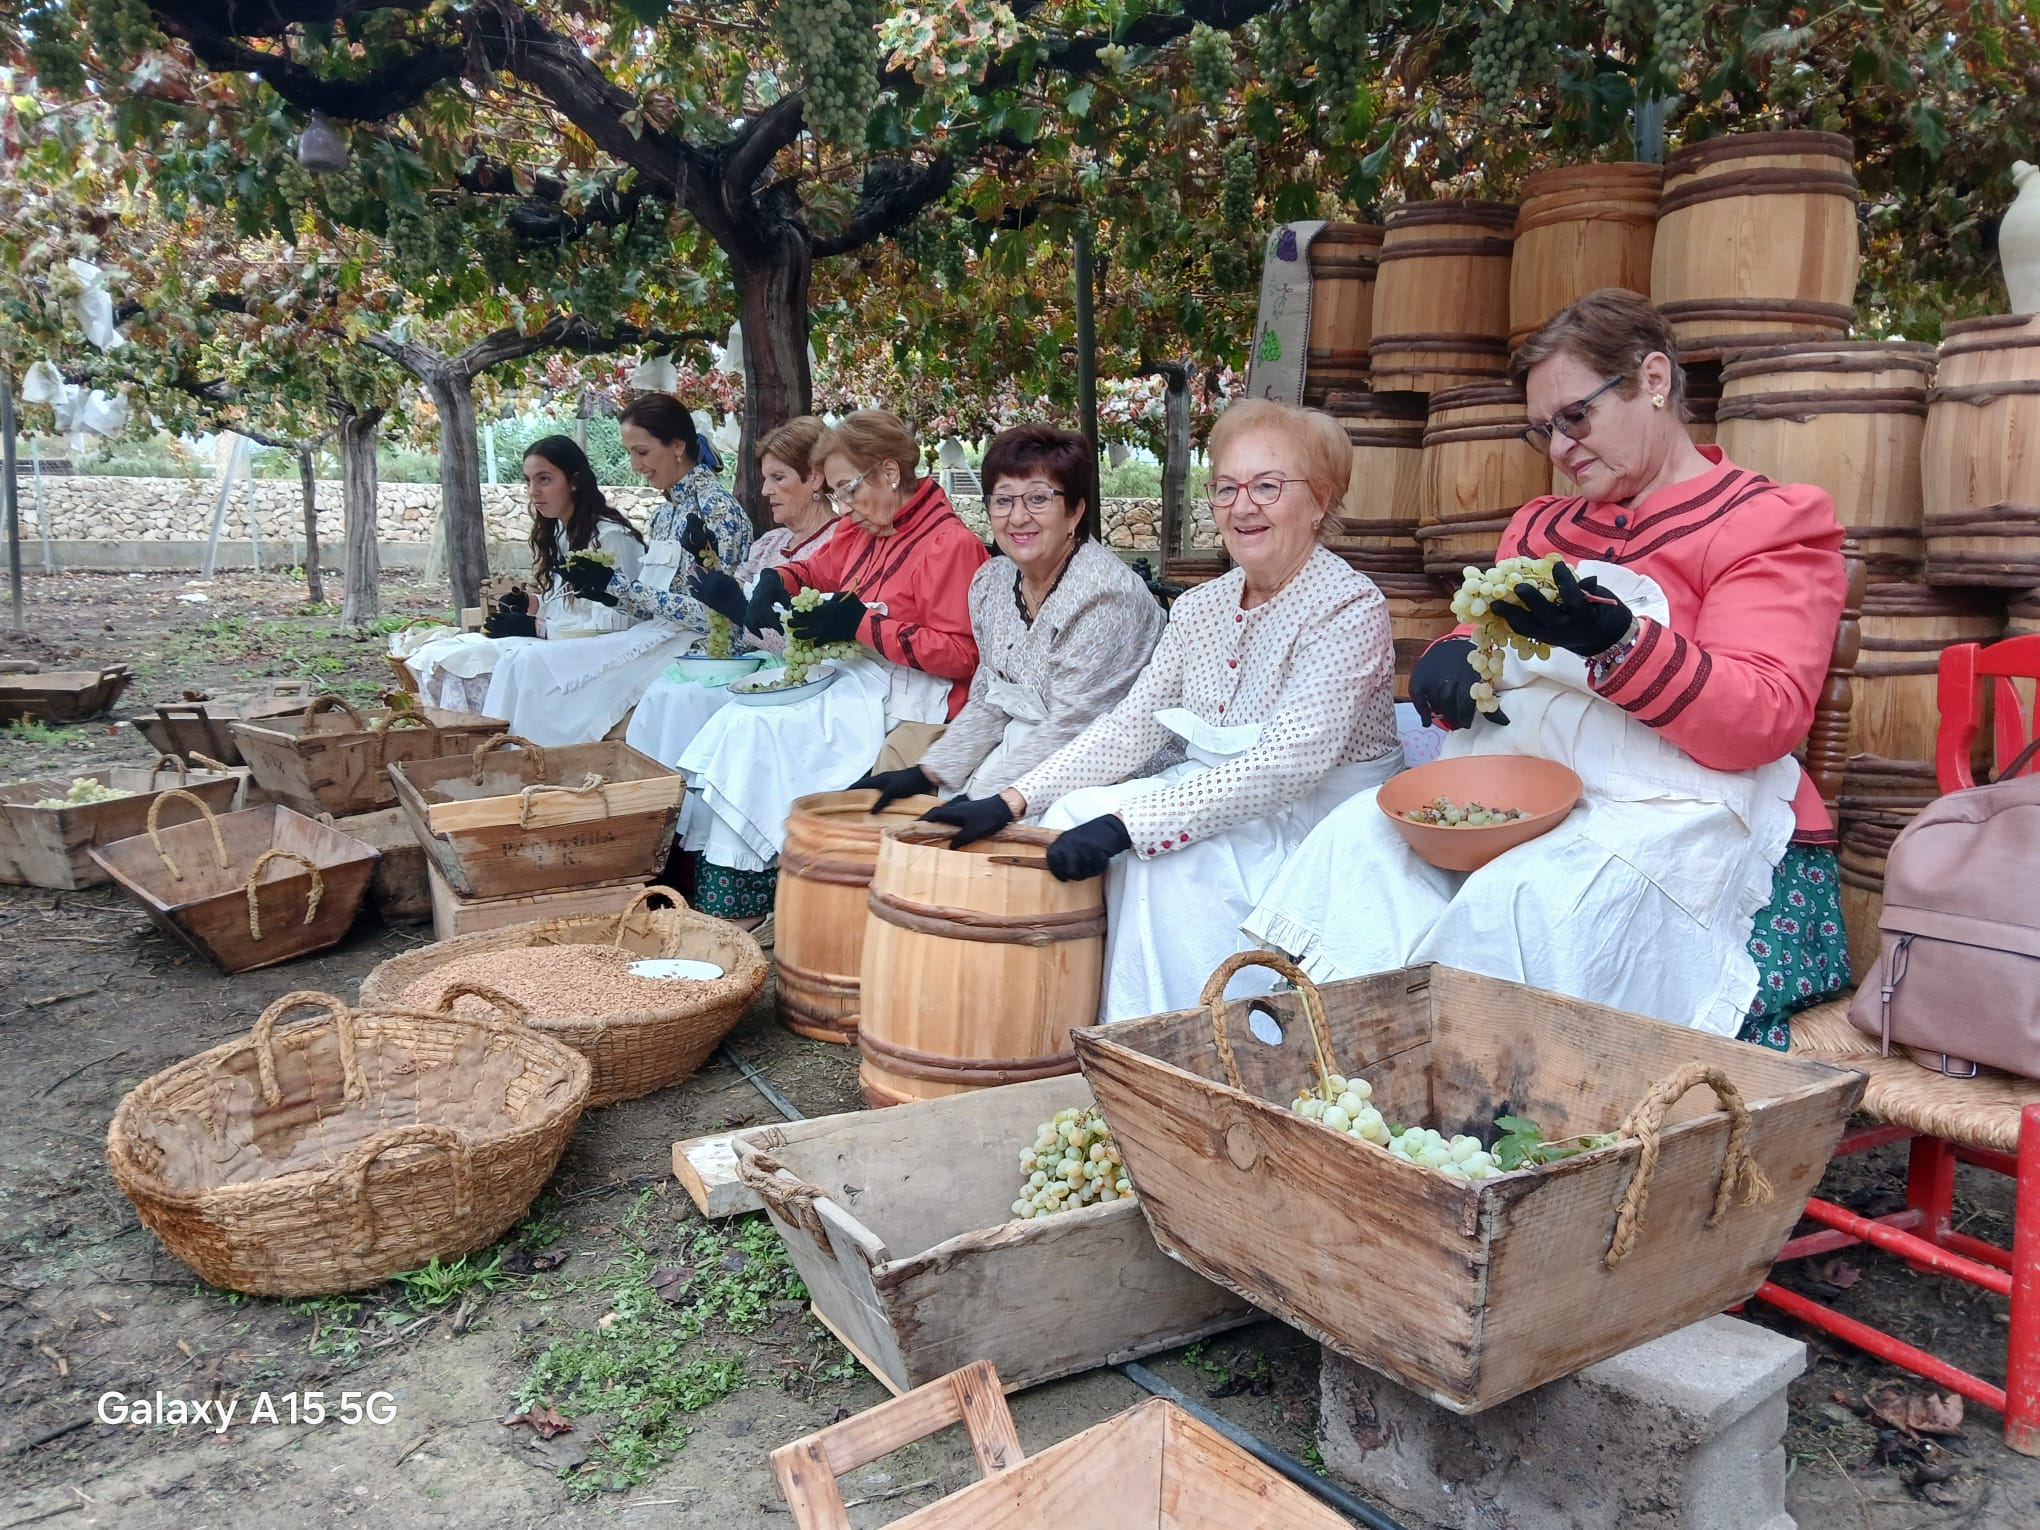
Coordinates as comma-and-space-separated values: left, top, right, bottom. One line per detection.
1377, 755, 1583, 873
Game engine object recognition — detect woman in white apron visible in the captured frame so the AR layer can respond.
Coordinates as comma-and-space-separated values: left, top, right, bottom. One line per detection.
668, 410, 989, 923
483, 395, 751, 747
1243, 290, 1852, 1045
925, 400, 1405, 1024
402, 436, 646, 714
851, 424, 1166, 809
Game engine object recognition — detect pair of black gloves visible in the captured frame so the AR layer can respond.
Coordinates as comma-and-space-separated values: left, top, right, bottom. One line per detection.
1410, 562, 1635, 730
852, 762, 1133, 884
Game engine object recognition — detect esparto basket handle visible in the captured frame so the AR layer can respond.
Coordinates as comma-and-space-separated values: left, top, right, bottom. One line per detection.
372, 709, 435, 768
736, 1150, 837, 1253
1199, 950, 1342, 1096
300, 694, 366, 732
430, 980, 532, 1027
147, 753, 190, 784
245, 850, 324, 941
249, 990, 364, 1108
1603, 1062, 1775, 1270
146, 788, 230, 883
188, 751, 233, 775
344, 1124, 474, 1256
612, 884, 689, 948
516, 772, 608, 828
770, 1361, 1022, 1530
472, 733, 547, 783
396, 615, 453, 633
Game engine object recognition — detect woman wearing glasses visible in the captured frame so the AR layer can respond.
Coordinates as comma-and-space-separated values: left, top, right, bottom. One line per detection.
1246, 288, 1850, 1047
852, 424, 1166, 806
922, 399, 1403, 1023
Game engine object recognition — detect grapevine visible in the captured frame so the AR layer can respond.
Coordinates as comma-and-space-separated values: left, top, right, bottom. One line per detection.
1448, 555, 1561, 715
33, 777, 131, 809
1011, 1106, 1132, 1219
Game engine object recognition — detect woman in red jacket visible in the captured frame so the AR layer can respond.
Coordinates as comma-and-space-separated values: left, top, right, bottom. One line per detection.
1245, 289, 1850, 1047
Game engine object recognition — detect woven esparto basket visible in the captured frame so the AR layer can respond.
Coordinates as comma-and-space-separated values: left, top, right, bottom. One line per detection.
106, 988, 590, 1296
357, 886, 769, 1107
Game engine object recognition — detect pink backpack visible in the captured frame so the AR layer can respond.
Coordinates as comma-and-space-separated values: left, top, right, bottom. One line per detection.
1848, 739, 2040, 1076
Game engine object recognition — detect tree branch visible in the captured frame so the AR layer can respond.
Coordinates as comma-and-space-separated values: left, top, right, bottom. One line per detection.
159, 14, 465, 119
721, 94, 808, 206
975, 0, 1286, 91
152, 1, 432, 39
808, 157, 959, 258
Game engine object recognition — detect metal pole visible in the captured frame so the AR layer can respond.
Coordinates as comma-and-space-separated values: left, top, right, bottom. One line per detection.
1635, 96, 1667, 163
483, 421, 498, 487
2, 369, 21, 630
30, 435, 51, 572
1074, 224, 1101, 541
202, 436, 243, 579
245, 452, 264, 573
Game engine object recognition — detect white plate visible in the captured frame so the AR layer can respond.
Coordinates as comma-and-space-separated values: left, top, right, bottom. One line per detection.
667, 654, 768, 687
628, 958, 727, 981
728, 662, 843, 707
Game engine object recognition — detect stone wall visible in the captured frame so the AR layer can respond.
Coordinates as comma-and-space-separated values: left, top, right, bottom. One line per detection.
18, 476, 1221, 555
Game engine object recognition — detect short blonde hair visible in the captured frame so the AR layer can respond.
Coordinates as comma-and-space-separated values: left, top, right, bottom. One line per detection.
812, 409, 921, 487
756, 415, 827, 479
1207, 399, 1352, 532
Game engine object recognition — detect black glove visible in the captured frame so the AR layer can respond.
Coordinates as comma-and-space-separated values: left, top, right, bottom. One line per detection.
559, 554, 620, 606
1495, 561, 1634, 658
679, 512, 716, 562
688, 566, 747, 625
483, 608, 538, 639
1130, 557, 1184, 607
787, 590, 867, 645
498, 588, 531, 614
918, 792, 1014, 850
1410, 636, 1507, 730
851, 765, 935, 811
1045, 814, 1132, 882
745, 568, 790, 634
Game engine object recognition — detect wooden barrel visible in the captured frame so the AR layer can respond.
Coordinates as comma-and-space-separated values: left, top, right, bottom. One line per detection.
1840, 583, 2003, 819
1650, 131, 1861, 358
857, 825, 1104, 1108
1303, 224, 1383, 406
1680, 356, 1724, 446
1838, 815, 1902, 984
1715, 342, 1937, 582
775, 789, 944, 1043
1922, 313, 2040, 588
1415, 384, 1551, 576
1162, 551, 1230, 589
1368, 571, 1457, 703
2007, 589, 2040, 640
1326, 391, 1429, 574
1369, 201, 1517, 393
1509, 164, 1662, 350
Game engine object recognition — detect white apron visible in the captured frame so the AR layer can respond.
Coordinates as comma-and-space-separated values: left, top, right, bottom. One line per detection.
1241, 564, 1800, 1036
1043, 709, 1403, 1025
962, 676, 1048, 797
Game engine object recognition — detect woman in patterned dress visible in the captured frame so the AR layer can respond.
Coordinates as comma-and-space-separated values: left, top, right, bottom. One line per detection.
925, 399, 1405, 1024
1243, 290, 1851, 1047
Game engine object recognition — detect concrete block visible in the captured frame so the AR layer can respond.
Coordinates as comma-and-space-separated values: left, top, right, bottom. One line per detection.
1318, 1316, 1805, 1530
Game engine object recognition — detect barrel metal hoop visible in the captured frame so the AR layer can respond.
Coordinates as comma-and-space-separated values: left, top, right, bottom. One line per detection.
866, 887, 1108, 945
856, 1029, 1079, 1086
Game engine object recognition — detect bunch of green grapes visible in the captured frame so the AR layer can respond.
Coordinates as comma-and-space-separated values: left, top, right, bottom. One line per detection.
33, 777, 131, 809
1650, 0, 1703, 73
774, 0, 884, 152
1011, 1106, 1132, 1219
1186, 23, 1238, 104
691, 540, 735, 660
1449, 555, 1562, 715
774, 586, 865, 687
1289, 1073, 1501, 1181
1468, 4, 1564, 116
1384, 1126, 1502, 1181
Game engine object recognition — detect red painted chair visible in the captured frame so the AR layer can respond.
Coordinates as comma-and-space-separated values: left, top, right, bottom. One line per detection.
1762, 633, 2040, 1453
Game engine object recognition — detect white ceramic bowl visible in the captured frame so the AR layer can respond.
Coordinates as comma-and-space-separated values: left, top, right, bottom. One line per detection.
667, 654, 768, 686
728, 663, 843, 707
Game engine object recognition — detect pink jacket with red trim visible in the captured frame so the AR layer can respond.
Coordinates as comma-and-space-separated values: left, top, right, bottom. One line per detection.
1473, 448, 1846, 842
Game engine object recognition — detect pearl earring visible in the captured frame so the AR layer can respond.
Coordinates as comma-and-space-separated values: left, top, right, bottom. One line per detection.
1650, 393, 1666, 409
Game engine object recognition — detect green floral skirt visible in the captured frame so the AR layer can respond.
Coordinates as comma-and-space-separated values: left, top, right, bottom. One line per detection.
1733, 844, 1851, 1051
694, 859, 778, 920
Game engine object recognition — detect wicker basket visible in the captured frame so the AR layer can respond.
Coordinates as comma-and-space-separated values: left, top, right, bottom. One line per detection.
357, 887, 768, 1107
385, 617, 456, 696
107, 988, 590, 1296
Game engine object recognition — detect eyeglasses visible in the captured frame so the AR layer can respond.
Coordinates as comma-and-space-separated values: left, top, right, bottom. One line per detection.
1520, 375, 1627, 450
988, 488, 1064, 517
831, 472, 868, 500
1207, 476, 1310, 511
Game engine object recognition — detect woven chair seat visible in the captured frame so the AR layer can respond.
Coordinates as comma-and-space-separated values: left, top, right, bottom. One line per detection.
1787, 997, 2040, 1155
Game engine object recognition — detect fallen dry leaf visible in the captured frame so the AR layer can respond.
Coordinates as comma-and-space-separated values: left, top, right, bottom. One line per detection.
501, 1404, 574, 1440
1814, 1257, 1861, 1290
650, 1264, 693, 1303
1870, 1388, 1965, 1439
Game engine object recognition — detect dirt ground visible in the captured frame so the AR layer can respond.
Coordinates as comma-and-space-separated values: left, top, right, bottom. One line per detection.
2, 570, 2037, 1530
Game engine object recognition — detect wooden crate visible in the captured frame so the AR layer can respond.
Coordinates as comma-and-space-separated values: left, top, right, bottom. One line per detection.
0, 666, 132, 725
425, 861, 645, 941
772, 1360, 1349, 1530
1073, 959, 1865, 1413
391, 736, 683, 901
330, 806, 432, 925
130, 681, 316, 768
0, 762, 239, 890
733, 1075, 1251, 1397
231, 697, 507, 818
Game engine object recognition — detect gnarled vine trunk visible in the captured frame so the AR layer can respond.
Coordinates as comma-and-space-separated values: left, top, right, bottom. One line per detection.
337, 402, 385, 626
733, 232, 814, 527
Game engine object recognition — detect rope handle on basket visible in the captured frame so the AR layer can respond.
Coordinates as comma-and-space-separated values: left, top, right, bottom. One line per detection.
517, 772, 607, 829
372, 709, 435, 768
395, 615, 453, 633
245, 849, 325, 941
146, 753, 190, 784
472, 733, 547, 784
249, 990, 365, 1108
1603, 1062, 1775, 1270
300, 693, 366, 732
1199, 950, 1341, 1095
429, 980, 532, 1028
189, 751, 233, 774
736, 1150, 837, 1254
344, 1124, 474, 1256
612, 884, 689, 948
146, 788, 230, 883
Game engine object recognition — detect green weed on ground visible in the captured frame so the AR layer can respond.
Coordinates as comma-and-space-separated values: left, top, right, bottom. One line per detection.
4, 718, 83, 746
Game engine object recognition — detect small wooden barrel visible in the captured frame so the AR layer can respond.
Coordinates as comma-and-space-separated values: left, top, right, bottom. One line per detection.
1681, 356, 1724, 446
1840, 582, 2004, 818
2006, 589, 2040, 640
1509, 163, 1662, 350
1922, 313, 2040, 588
1715, 342, 1937, 582
1303, 224, 1383, 406
1651, 131, 1861, 358
857, 825, 1104, 1109
1415, 383, 1551, 576
1838, 815, 1902, 984
1370, 200, 1517, 393
775, 790, 944, 1043
1162, 552, 1230, 590
1368, 571, 1458, 703
1326, 391, 1429, 573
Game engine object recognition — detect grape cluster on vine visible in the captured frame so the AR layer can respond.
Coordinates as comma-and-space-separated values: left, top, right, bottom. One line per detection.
1651, 0, 1704, 75
85, 0, 160, 65
1468, 4, 1565, 118
775, 0, 884, 152
1186, 23, 1238, 104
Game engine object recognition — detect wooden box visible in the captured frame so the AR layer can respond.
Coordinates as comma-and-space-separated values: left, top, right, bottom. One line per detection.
733, 1075, 1251, 1397
0, 665, 132, 725
390, 736, 682, 901
425, 861, 645, 941
1073, 960, 1865, 1413
0, 762, 238, 890
130, 681, 316, 768
773, 1361, 1349, 1530
330, 806, 432, 925
231, 696, 507, 818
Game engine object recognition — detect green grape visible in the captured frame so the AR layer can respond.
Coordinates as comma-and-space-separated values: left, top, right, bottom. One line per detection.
1448, 556, 1563, 715
1010, 1107, 1129, 1219
1186, 23, 1238, 103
